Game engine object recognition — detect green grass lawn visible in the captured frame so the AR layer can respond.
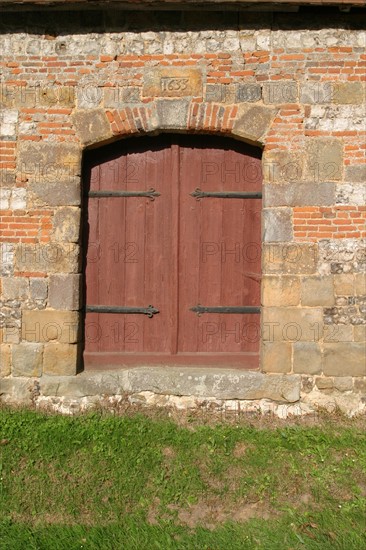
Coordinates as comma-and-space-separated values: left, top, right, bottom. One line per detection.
0, 406, 365, 549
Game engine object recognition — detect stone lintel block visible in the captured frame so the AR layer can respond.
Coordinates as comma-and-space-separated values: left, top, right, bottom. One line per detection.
264, 182, 335, 207
262, 307, 323, 343
232, 104, 277, 144
261, 341, 292, 373
43, 343, 79, 376
334, 274, 354, 296
72, 109, 113, 146
156, 99, 189, 130
22, 310, 79, 343
0, 344, 11, 377
262, 275, 300, 307
17, 142, 81, 184
15, 243, 80, 274
323, 343, 366, 377
52, 207, 80, 243
293, 342, 321, 375
305, 138, 343, 182
263, 208, 293, 243
301, 276, 335, 307
49, 274, 81, 310
40, 368, 300, 403
12, 342, 43, 377
263, 243, 318, 275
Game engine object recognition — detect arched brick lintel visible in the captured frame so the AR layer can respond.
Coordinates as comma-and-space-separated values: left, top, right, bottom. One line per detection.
72, 101, 278, 150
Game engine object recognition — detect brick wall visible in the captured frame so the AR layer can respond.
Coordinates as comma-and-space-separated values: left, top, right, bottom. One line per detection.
0, 10, 365, 408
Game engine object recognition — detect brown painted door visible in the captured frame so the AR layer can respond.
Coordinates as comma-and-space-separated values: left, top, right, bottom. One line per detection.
83, 135, 262, 369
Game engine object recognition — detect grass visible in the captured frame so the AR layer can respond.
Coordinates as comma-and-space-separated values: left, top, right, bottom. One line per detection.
0, 406, 365, 549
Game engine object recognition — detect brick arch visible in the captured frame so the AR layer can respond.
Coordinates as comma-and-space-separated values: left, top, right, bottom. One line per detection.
72, 101, 277, 150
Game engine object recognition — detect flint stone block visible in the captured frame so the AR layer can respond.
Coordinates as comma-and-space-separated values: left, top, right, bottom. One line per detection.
301, 276, 335, 307
22, 310, 79, 343
323, 343, 366, 376
264, 182, 335, 207
49, 274, 81, 310
232, 105, 277, 144
12, 342, 43, 377
156, 99, 189, 129
43, 343, 79, 376
293, 342, 322, 374
72, 109, 113, 146
40, 368, 301, 403
263, 208, 293, 242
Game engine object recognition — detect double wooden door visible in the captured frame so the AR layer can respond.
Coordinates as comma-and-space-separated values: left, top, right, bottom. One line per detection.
83, 135, 262, 369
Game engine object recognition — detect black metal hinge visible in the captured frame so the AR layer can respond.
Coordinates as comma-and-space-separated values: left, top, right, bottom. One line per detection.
86, 305, 159, 318
88, 188, 160, 201
190, 305, 261, 316
191, 188, 262, 200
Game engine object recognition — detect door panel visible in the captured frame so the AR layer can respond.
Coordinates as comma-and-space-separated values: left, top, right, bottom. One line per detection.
83, 135, 262, 369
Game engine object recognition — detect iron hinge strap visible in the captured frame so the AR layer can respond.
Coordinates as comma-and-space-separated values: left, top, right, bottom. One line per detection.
88, 188, 160, 200
190, 305, 261, 316
191, 188, 262, 200
86, 305, 159, 318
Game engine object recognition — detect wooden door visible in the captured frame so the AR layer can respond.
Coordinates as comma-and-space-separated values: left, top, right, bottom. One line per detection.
83, 135, 262, 369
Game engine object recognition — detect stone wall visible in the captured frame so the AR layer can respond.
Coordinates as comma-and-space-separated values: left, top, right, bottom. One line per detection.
0, 10, 365, 413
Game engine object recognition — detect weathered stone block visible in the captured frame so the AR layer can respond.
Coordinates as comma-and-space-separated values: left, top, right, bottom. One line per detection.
103, 86, 141, 108
15, 243, 80, 274
263, 243, 318, 274
29, 278, 48, 301
49, 274, 81, 310
72, 109, 113, 146
43, 343, 79, 375
12, 342, 43, 377
29, 179, 81, 207
22, 310, 79, 343
261, 341, 292, 373
323, 343, 366, 376
301, 276, 335, 307
334, 274, 354, 296
264, 182, 335, 207
305, 138, 343, 181
156, 100, 189, 129
52, 207, 80, 243
354, 378, 366, 392
323, 324, 353, 343
17, 142, 81, 184
293, 342, 321, 374
263, 208, 293, 242
2, 277, 28, 300
143, 67, 202, 98
344, 165, 366, 183
236, 83, 261, 103
232, 105, 277, 144
355, 273, 366, 296
0, 344, 11, 377
315, 377, 334, 390
354, 326, 366, 342
333, 377, 353, 392
262, 81, 298, 104
300, 81, 334, 104
262, 275, 300, 306
333, 82, 365, 105
39, 85, 75, 108
262, 307, 323, 342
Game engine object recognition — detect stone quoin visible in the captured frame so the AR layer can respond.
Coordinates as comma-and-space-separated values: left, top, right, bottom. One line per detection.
0, 1, 365, 416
